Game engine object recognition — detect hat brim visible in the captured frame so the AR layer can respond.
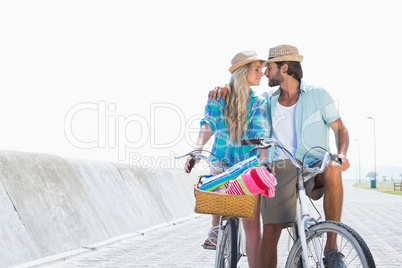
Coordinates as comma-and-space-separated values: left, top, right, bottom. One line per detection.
229, 58, 265, 74
263, 55, 303, 66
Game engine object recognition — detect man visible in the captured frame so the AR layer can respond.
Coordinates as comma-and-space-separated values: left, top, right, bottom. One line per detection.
209, 44, 350, 267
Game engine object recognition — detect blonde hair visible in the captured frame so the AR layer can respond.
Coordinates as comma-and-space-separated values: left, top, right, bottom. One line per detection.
224, 63, 252, 143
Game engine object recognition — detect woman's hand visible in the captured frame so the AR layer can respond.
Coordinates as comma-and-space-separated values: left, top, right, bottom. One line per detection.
184, 156, 200, 173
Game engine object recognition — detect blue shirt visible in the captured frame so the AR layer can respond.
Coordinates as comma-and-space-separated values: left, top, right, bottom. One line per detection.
262, 80, 339, 165
200, 90, 269, 167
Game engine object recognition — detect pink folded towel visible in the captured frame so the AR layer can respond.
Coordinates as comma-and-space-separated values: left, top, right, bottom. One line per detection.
225, 166, 277, 197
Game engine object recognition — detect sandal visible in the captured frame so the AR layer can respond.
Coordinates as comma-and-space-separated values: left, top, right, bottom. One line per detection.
202, 226, 219, 250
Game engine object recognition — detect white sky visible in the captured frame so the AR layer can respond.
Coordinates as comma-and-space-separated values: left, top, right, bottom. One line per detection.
1, 0, 401, 179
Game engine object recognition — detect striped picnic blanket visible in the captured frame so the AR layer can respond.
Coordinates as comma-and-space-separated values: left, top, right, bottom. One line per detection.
198, 156, 260, 192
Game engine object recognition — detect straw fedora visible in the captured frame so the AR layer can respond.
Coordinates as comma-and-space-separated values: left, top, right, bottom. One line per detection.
264, 44, 303, 66
229, 50, 265, 74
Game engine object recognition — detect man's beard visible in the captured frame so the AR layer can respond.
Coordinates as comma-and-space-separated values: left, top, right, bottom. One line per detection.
268, 71, 283, 87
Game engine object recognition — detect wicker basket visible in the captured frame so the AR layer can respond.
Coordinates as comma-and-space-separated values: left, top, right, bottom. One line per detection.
194, 176, 256, 218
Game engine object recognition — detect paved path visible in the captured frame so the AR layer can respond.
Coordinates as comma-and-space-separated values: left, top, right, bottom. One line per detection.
19, 181, 402, 267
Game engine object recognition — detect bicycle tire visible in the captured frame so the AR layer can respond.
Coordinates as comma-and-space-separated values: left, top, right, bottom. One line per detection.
217, 218, 238, 268
285, 221, 375, 268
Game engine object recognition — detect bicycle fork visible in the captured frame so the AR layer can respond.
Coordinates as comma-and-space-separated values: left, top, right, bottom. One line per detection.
214, 217, 225, 268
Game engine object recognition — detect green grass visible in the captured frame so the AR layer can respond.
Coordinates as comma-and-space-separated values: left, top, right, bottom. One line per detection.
353, 181, 402, 196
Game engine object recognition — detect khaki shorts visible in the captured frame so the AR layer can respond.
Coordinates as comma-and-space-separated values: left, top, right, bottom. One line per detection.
261, 159, 324, 227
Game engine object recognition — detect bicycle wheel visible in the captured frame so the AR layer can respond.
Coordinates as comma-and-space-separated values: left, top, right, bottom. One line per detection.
216, 218, 238, 268
286, 221, 375, 268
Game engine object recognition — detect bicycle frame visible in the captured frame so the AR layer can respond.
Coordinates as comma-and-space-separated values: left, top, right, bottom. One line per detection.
243, 138, 332, 267
295, 153, 330, 267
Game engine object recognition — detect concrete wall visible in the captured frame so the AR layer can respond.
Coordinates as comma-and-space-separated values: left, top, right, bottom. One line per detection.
0, 150, 200, 267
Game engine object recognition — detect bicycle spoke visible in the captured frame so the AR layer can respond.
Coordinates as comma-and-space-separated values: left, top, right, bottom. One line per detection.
286, 221, 375, 268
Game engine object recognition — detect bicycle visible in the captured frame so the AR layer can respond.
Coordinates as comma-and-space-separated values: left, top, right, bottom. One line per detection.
176, 152, 250, 268
241, 137, 376, 268
178, 136, 376, 267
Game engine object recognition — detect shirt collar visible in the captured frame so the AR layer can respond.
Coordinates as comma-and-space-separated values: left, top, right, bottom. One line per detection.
300, 79, 307, 92
249, 89, 257, 99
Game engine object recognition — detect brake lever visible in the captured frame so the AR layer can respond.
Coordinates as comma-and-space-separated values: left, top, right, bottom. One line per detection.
329, 153, 342, 164
250, 144, 272, 154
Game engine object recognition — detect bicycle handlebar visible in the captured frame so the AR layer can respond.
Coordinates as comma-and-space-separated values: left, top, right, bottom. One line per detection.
241, 138, 340, 177
241, 138, 263, 145
175, 152, 226, 173
187, 156, 196, 173
177, 137, 340, 176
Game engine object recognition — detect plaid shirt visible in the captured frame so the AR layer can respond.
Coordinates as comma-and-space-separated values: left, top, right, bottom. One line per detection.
200, 90, 269, 167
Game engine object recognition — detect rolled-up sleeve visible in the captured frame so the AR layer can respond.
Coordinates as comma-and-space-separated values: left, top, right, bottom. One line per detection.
200, 99, 222, 132
320, 90, 339, 124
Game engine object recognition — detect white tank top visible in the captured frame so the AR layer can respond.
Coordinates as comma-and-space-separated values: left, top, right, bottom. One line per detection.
273, 101, 298, 160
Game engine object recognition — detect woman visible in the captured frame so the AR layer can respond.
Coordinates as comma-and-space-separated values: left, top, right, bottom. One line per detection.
185, 50, 269, 268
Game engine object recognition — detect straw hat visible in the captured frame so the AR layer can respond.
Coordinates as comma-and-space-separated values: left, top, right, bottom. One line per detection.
263, 44, 303, 66
229, 50, 265, 74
